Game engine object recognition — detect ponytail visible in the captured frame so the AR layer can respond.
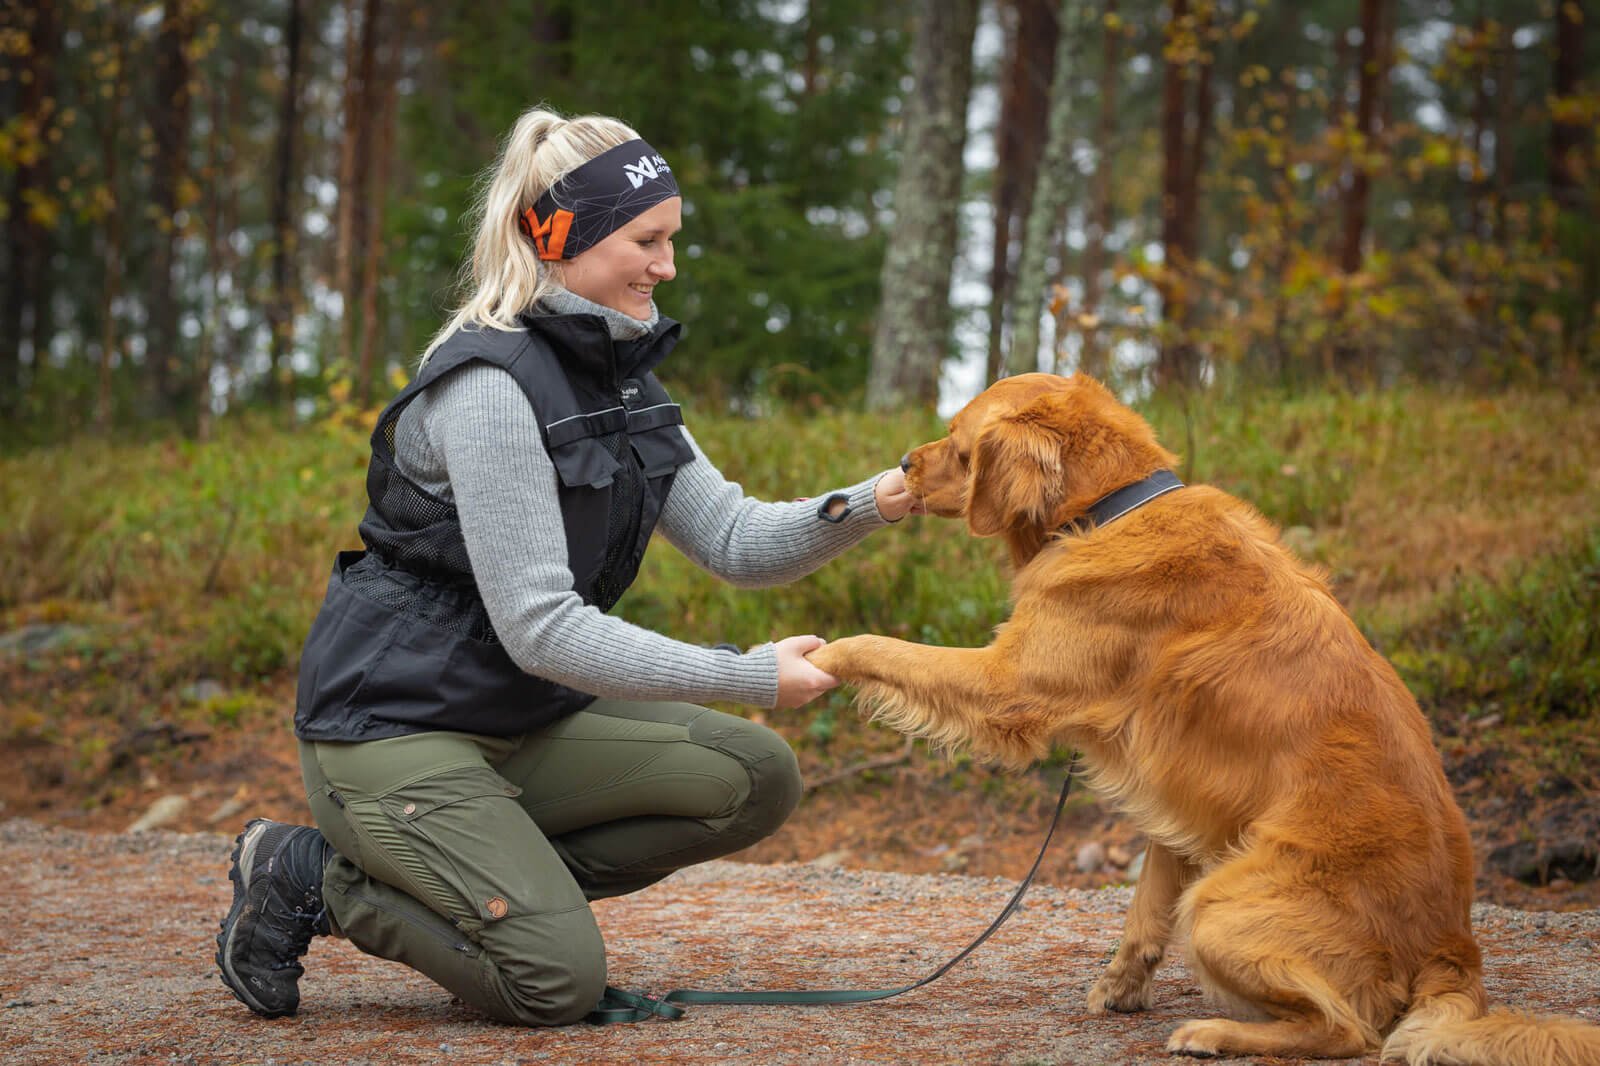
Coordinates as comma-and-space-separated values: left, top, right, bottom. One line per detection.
419, 107, 640, 365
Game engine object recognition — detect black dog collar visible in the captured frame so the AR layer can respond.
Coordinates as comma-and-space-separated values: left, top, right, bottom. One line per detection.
1061, 469, 1184, 535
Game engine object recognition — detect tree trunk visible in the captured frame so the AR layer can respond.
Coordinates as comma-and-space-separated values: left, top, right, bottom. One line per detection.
1549, 0, 1584, 205
2, 0, 59, 414
268, 0, 304, 407
196, 79, 228, 443
95, 16, 129, 433
1075, 1, 1119, 380
357, 7, 404, 407
1156, 0, 1196, 389
335, 0, 380, 375
865, 0, 980, 410
984, 0, 1060, 386
1491, 27, 1516, 246
1338, 0, 1383, 276
146, 0, 197, 416
1469, 16, 1490, 240
1008, 0, 1079, 376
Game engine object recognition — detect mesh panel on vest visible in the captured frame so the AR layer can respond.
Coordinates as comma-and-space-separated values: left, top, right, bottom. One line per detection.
342, 552, 501, 643
362, 415, 474, 578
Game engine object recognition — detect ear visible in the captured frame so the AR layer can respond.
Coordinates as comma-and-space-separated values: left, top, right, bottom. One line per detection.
966, 406, 1065, 536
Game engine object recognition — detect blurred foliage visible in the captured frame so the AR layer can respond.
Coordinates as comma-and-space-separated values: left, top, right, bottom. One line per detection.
3, 386, 1595, 738
3, 1, 1598, 441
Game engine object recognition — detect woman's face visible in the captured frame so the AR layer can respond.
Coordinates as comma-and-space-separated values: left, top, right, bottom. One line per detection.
560, 196, 682, 321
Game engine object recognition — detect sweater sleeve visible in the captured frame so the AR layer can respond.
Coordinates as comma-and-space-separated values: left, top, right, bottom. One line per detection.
655, 427, 894, 589
417, 363, 780, 708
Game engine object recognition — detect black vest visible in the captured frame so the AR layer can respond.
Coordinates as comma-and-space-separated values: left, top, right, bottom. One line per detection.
293, 312, 694, 741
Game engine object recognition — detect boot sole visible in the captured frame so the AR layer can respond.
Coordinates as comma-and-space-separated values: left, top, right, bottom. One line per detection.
215, 819, 294, 1017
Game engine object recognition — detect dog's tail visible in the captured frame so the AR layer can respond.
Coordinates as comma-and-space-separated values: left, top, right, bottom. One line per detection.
1382, 954, 1600, 1066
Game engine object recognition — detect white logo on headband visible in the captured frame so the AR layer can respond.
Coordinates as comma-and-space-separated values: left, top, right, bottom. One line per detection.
623, 154, 672, 189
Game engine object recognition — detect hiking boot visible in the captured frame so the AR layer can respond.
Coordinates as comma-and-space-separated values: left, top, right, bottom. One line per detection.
215, 818, 332, 1017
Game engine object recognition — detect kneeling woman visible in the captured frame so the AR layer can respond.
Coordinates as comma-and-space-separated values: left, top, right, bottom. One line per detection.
215, 107, 917, 1026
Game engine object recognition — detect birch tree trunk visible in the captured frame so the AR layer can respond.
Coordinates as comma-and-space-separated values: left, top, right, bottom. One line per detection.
865, 0, 980, 410
1008, 0, 1079, 376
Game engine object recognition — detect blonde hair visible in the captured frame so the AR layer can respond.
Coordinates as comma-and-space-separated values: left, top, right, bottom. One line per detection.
420, 107, 641, 365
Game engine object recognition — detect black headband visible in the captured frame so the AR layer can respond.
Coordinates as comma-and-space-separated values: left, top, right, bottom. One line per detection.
517, 138, 680, 261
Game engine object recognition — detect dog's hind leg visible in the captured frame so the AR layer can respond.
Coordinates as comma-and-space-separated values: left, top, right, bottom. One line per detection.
1165, 858, 1394, 1060
1088, 842, 1196, 1013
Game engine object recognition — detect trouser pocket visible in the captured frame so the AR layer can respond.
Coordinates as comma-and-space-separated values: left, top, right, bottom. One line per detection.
373, 763, 585, 939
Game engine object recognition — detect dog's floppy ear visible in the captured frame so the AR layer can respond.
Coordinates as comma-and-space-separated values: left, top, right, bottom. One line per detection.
966, 404, 1065, 536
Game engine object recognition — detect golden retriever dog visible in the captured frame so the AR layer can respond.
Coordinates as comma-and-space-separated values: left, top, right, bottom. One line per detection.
806, 373, 1600, 1064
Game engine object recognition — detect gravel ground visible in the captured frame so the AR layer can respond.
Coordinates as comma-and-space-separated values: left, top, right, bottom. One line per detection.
4, 818, 1598, 1066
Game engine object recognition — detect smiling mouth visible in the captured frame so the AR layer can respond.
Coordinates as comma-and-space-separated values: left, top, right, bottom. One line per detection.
629, 284, 654, 298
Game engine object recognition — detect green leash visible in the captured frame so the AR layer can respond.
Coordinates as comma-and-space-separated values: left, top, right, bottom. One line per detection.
587, 764, 1078, 1024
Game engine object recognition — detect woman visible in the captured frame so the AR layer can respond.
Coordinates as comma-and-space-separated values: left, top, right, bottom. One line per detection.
214, 107, 918, 1026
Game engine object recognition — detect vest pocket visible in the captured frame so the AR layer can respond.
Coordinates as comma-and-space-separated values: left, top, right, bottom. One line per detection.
629, 423, 695, 477
548, 437, 621, 489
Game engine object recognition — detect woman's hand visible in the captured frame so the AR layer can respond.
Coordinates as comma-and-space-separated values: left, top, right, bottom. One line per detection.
874, 468, 924, 522
774, 635, 839, 709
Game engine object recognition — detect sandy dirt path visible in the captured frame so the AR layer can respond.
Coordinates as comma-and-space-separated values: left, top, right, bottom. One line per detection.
5, 819, 1598, 1066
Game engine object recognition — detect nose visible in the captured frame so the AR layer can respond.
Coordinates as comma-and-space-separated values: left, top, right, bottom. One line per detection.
900, 452, 911, 472
650, 245, 676, 282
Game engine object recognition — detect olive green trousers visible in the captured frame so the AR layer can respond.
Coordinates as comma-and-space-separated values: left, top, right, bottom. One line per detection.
298, 700, 802, 1026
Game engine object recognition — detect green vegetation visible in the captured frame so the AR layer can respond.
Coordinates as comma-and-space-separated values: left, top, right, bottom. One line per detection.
2, 386, 1596, 742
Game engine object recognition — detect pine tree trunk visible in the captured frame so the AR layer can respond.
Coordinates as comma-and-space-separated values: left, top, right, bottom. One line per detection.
1156, 0, 1196, 388
196, 80, 228, 443
146, 0, 196, 416
865, 0, 980, 410
985, 0, 1060, 386
1076, 0, 1119, 381
1008, 0, 1078, 376
2, 0, 59, 414
335, 0, 377, 375
268, 0, 304, 407
1491, 28, 1515, 246
95, 20, 128, 433
1549, 0, 1584, 205
357, 9, 404, 407
1338, 0, 1383, 275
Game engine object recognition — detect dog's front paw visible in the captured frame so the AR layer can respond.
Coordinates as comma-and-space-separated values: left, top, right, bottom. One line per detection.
805, 635, 878, 681
1087, 967, 1153, 1014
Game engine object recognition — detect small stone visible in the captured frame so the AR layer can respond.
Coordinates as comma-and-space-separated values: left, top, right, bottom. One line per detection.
812, 849, 852, 869
1106, 844, 1134, 868
128, 795, 188, 832
1075, 841, 1106, 874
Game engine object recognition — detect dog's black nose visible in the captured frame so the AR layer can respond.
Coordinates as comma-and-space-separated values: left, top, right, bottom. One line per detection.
900, 453, 911, 472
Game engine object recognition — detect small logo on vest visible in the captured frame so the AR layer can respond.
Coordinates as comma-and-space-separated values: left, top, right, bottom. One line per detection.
620, 379, 644, 406
623, 154, 672, 189
485, 896, 509, 920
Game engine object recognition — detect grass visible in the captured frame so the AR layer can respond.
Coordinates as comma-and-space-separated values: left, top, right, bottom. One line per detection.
2, 385, 1597, 752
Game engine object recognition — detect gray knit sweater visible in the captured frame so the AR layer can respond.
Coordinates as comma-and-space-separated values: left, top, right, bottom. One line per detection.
393, 290, 892, 710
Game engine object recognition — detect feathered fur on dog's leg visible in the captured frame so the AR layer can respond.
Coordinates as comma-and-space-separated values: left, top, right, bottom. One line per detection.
806, 636, 1054, 768
1088, 843, 1195, 1013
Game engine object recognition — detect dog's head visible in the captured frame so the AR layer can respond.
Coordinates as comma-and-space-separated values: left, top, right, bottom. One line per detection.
903, 373, 1179, 538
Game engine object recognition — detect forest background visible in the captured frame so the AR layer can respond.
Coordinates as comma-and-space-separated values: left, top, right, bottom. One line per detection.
2, 0, 1598, 908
